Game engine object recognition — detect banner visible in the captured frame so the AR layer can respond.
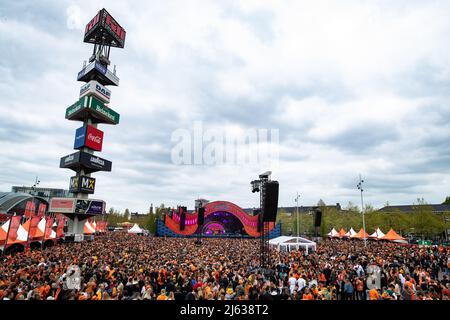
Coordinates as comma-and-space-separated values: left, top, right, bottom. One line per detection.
60, 151, 112, 173
38, 203, 47, 217
0, 219, 9, 247
56, 216, 65, 238
6, 216, 22, 248
28, 216, 43, 242
44, 218, 54, 240
24, 201, 33, 217
73, 125, 104, 151
49, 198, 76, 214
69, 175, 96, 194
79, 80, 111, 103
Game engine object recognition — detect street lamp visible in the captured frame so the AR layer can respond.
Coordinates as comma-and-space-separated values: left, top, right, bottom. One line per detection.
295, 193, 300, 245
32, 176, 40, 194
357, 174, 367, 247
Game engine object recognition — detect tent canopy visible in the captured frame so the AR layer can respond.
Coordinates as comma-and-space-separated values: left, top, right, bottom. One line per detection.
327, 228, 338, 237
352, 228, 370, 239
344, 228, 357, 238
128, 223, 144, 234
369, 228, 385, 240
269, 236, 316, 253
381, 228, 405, 241
337, 228, 347, 237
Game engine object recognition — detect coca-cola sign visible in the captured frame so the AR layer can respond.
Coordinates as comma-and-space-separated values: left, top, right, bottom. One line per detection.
85, 125, 104, 151
73, 125, 103, 151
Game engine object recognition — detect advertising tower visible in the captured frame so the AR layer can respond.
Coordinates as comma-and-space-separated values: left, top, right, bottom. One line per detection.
50, 9, 125, 241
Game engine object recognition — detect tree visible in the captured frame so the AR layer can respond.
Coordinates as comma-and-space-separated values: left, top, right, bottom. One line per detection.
442, 196, 450, 205
124, 209, 130, 221
411, 199, 441, 238
147, 213, 157, 234
345, 202, 360, 213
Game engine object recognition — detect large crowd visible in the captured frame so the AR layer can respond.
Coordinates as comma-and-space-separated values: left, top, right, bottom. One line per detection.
0, 232, 449, 300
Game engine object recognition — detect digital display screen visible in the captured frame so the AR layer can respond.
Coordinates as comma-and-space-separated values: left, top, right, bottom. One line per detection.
105, 12, 126, 41
85, 12, 100, 35
84, 9, 126, 48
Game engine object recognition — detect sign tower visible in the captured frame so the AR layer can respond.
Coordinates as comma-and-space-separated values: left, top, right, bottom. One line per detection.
50, 8, 126, 241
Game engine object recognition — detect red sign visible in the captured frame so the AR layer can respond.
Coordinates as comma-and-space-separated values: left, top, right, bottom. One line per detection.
85, 125, 104, 151
49, 198, 75, 214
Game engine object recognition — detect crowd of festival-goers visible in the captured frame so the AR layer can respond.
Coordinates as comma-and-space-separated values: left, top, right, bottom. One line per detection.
0, 232, 449, 300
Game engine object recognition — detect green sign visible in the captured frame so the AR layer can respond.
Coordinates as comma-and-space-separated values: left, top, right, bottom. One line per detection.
65, 96, 89, 119
65, 96, 120, 125
418, 240, 432, 246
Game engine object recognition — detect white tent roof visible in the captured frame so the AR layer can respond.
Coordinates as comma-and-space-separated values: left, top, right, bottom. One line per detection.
344, 228, 357, 238
369, 228, 385, 239
128, 223, 144, 234
269, 236, 317, 253
327, 228, 338, 237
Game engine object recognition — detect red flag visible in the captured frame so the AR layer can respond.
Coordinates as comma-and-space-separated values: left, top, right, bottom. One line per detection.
38, 203, 47, 217
6, 216, 22, 248
28, 216, 43, 242
56, 216, 65, 238
24, 201, 31, 218
30, 201, 36, 216
44, 217, 54, 240
0, 219, 9, 247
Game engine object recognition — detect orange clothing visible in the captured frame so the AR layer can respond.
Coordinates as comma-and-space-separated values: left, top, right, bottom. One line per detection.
319, 273, 326, 283
369, 288, 380, 300
302, 293, 314, 300
157, 294, 167, 300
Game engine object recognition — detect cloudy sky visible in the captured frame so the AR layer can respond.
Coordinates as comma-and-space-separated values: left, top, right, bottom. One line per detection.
1, 1, 450, 213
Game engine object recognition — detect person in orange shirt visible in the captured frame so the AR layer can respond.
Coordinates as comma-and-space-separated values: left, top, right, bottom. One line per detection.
302, 287, 315, 300
157, 289, 168, 300
369, 288, 380, 300
319, 273, 326, 284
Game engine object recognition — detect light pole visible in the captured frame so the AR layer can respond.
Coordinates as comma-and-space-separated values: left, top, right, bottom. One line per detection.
32, 176, 40, 195
295, 193, 300, 245
357, 174, 367, 247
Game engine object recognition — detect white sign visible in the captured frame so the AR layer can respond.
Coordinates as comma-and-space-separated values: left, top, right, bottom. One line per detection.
79, 80, 111, 103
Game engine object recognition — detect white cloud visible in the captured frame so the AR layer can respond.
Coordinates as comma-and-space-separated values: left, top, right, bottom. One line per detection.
66, 5, 84, 30
0, 1, 450, 212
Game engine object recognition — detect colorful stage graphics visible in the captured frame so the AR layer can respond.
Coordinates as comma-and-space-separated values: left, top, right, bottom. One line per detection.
163, 201, 276, 237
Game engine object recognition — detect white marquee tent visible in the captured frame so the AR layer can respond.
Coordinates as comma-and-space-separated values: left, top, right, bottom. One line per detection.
369, 228, 385, 240
269, 236, 317, 254
128, 224, 144, 234
327, 228, 338, 237
344, 228, 357, 238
